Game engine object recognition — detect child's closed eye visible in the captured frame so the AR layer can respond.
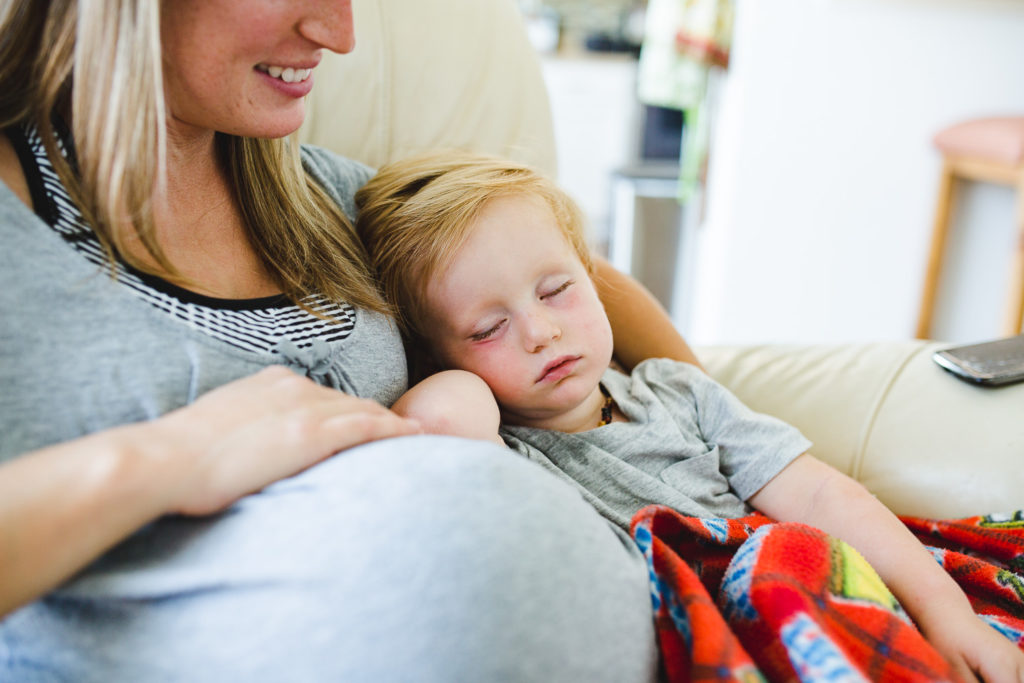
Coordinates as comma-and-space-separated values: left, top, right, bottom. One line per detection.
470, 319, 506, 342
540, 279, 574, 300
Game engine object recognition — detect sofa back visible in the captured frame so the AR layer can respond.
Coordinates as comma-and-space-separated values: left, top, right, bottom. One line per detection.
300, 0, 557, 176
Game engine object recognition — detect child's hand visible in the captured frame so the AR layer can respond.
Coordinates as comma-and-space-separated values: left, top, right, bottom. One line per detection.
924, 612, 1024, 683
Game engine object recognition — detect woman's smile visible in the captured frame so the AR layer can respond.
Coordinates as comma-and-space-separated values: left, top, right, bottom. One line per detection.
255, 63, 315, 83
254, 64, 316, 97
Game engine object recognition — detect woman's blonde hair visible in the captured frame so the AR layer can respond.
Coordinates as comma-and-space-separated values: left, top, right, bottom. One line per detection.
355, 150, 591, 346
0, 0, 384, 311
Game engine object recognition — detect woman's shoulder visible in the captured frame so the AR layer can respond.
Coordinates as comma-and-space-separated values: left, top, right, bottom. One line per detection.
300, 145, 375, 220
299, 144, 374, 181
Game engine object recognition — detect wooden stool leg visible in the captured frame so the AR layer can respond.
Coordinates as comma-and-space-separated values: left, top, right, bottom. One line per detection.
916, 162, 957, 339
1004, 174, 1024, 337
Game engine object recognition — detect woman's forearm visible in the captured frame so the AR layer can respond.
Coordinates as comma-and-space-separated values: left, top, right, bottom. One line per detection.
0, 424, 173, 616
592, 255, 702, 371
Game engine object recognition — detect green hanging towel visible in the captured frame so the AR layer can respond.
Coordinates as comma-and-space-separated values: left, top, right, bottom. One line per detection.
636, 0, 734, 202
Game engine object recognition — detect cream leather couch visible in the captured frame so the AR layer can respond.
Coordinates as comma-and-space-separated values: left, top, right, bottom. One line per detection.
301, 0, 1023, 520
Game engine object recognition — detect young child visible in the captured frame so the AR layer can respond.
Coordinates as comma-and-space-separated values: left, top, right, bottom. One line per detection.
356, 151, 1023, 679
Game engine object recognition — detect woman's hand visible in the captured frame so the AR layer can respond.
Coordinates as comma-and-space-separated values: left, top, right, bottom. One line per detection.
0, 366, 420, 616
151, 365, 422, 516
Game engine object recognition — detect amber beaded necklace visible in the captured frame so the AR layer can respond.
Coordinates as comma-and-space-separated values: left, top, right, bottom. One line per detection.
597, 383, 615, 426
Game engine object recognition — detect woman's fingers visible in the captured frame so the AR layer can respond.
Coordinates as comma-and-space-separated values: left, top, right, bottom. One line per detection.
174, 408, 420, 516
261, 397, 421, 462
320, 408, 422, 450
160, 367, 420, 515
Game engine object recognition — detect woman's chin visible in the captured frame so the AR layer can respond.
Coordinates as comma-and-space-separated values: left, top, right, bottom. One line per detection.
250, 115, 305, 140
229, 100, 307, 140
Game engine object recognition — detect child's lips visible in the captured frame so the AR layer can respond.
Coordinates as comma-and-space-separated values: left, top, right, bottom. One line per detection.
537, 355, 581, 383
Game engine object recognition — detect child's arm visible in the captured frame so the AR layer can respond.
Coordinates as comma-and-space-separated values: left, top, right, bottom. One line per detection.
749, 454, 1024, 683
391, 370, 505, 446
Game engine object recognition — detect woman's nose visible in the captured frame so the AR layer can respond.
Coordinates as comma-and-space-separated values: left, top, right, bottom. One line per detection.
523, 310, 561, 352
299, 0, 356, 54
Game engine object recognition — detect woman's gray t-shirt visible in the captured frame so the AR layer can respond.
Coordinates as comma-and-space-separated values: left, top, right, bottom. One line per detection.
501, 358, 812, 531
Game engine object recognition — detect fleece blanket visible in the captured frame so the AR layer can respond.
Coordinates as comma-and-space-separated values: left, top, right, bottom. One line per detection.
630, 507, 1024, 681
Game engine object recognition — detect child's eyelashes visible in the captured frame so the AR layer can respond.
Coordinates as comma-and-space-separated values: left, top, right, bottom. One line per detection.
470, 319, 506, 342
541, 279, 574, 300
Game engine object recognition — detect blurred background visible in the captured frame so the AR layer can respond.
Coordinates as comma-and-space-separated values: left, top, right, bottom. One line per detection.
517, 0, 1024, 346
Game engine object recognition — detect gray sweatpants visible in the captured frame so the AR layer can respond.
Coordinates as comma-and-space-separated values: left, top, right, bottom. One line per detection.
0, 436, 659, 682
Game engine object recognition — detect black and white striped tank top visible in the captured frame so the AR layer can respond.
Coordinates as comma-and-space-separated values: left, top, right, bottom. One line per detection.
7, 122, 358, 354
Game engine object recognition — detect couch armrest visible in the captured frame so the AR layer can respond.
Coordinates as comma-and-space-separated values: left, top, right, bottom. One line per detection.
699, 342, 1024, 519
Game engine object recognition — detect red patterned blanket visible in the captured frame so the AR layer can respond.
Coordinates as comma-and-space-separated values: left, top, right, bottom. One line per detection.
630, 507, 1024, 681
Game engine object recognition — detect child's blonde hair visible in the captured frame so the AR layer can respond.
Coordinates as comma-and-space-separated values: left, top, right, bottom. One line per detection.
356, 150, 592, 346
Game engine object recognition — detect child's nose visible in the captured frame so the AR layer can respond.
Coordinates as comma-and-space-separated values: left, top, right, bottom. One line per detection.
523, 310, 561, 352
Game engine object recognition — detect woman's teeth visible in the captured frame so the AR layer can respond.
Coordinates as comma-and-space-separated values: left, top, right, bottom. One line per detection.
258, 65, 312, 83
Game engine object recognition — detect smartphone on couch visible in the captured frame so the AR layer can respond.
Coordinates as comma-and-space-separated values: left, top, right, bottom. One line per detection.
932, 334, 1024, 386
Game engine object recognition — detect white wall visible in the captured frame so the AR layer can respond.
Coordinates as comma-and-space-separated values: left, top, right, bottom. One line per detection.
687, 0, 1024, 345
541, 53, 640, 247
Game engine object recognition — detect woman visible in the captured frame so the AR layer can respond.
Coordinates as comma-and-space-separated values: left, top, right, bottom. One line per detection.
0, 0, 698, 679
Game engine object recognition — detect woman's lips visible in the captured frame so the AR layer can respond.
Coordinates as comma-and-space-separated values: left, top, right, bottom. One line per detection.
537, 356, 580, 383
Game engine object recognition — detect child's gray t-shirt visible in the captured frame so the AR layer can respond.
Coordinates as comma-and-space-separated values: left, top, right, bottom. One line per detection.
500, 358, 812, 531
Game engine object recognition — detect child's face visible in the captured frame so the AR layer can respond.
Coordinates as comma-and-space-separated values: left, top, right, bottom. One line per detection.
424, 193, 614, 430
